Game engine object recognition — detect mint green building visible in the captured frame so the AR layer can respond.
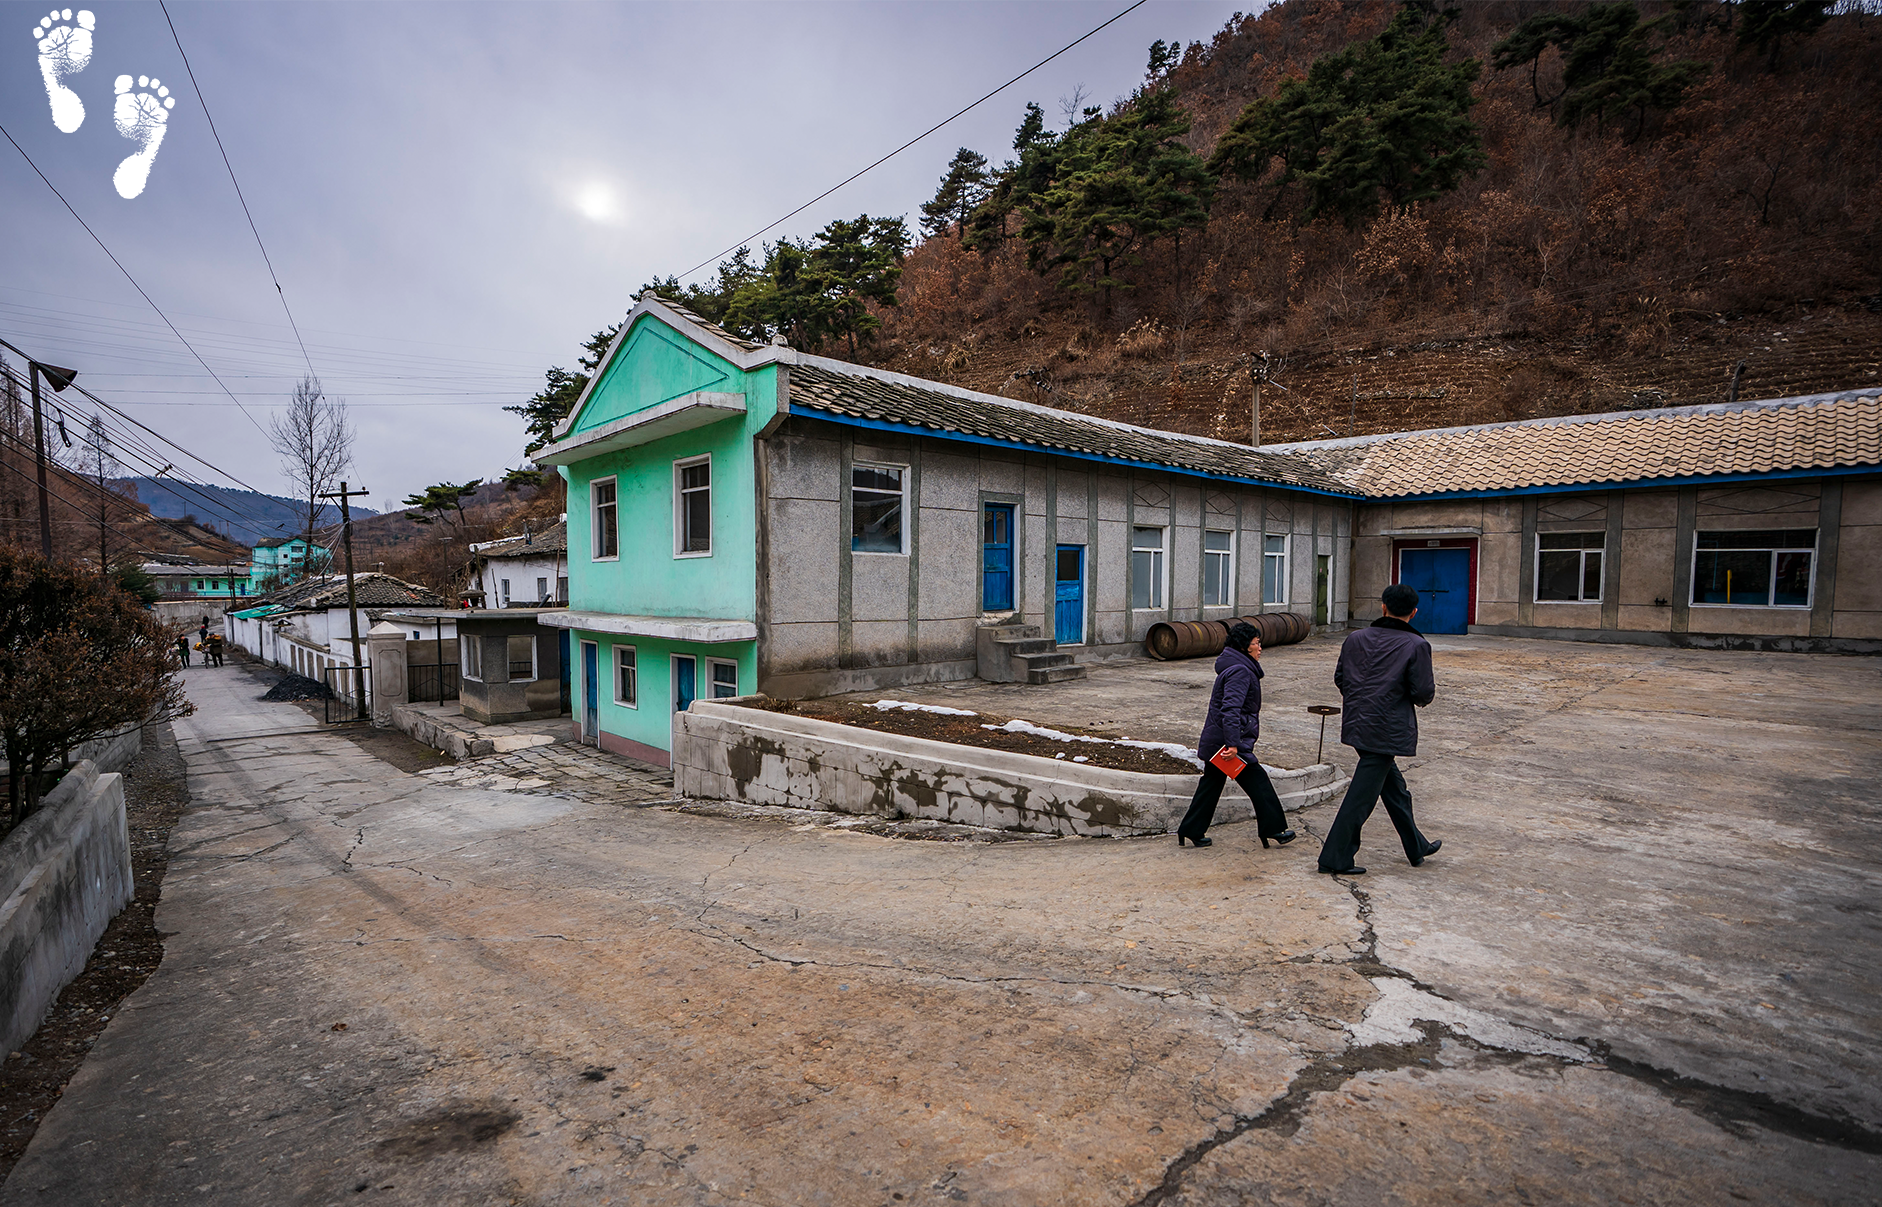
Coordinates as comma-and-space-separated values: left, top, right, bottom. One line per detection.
535, 295, 1358, 767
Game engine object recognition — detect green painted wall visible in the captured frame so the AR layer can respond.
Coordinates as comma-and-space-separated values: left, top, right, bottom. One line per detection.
561, 314, 778, 622
573, 631, 757, 755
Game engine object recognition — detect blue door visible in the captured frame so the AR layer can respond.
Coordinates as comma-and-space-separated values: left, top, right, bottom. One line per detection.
1398, 548, 1471, 634
1054, 544, 1084, 644
982, 504, 1015, 612
580, 640, 599, 746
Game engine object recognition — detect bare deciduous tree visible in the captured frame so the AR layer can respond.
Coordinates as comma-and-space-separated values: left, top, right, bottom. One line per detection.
268, 376, 353, 582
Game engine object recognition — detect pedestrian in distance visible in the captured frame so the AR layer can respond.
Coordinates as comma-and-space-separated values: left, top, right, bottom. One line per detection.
207, 632, 224, 667
198, 619, 209, 646
1316, 582, 1442, 876
1176, 621, 1296, 850
175, 634, 190, 667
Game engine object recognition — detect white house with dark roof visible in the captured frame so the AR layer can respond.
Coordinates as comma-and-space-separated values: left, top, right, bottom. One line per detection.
469, 519, 569, 607
223, 572, 457, 687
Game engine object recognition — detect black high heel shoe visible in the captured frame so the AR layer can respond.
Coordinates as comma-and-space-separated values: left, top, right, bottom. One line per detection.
1260, 830, 1296, 849
1177, 834, 1213, 848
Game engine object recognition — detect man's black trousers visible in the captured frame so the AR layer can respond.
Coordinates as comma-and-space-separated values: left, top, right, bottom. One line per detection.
1316, 750, 1435, 871
1178, 760, 1289, 841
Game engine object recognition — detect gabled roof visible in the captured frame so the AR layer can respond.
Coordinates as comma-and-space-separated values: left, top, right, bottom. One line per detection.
237, 573, 448, 613
473, 520, 568, 559
1260, 388, 1882, 499
254, 536, 323, 550
785, 358, 1359, 495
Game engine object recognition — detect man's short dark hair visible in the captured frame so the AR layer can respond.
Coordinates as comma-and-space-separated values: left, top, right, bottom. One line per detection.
1382, 583, 1419, 617
1225, 621, 1259, 651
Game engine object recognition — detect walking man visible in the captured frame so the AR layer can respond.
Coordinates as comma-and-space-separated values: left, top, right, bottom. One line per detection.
1316, 582, 1442, 875
175, 634, 191, 667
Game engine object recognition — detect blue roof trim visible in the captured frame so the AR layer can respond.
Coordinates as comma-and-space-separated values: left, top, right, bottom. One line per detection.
1377, 463, 1880, 501
798, 408, 1364, 500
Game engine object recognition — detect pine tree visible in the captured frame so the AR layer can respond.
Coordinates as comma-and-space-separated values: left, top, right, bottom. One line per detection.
723, 216, 910, 356
1492, 2, 1709, 134
1735, 1, 1832, 72
919, 149, 991, 241
1212, 1, 1486, 226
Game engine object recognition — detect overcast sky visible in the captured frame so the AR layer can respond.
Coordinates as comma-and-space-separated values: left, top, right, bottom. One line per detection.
3, 0, 1246, 524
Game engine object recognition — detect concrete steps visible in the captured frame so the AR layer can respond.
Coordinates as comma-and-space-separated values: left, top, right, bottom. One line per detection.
975, 622, 1088, 685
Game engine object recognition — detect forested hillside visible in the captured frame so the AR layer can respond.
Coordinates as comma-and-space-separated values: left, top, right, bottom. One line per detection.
615, 0, 1880, 447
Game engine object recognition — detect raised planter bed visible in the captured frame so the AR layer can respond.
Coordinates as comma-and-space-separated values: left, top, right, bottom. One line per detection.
674, 698, 1348, 838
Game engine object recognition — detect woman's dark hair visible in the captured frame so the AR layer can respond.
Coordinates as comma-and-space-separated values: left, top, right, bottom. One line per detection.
1225, 621, 1259, 651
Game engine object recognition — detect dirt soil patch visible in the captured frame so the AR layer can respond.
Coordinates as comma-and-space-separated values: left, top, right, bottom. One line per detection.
740, 697, 1201, 776
0, 721, 188, 1183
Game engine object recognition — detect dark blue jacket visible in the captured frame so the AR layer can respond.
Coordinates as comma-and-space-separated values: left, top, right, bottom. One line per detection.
1334, 617, 1435, 757
1197, 646, 1263, 760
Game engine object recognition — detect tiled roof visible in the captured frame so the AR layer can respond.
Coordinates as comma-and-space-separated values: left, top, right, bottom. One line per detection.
650, 295, 764, 353
475, 521, 567, 559
786, 360, 1359, 495
1260, 389, 1882, 498
242, 573, 448, 612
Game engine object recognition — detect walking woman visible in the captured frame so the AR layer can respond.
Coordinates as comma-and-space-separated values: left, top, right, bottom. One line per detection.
1176, 622, 1295, 849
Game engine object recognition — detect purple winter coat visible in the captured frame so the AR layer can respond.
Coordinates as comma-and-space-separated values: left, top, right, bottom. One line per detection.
1196, 646, 1263, 761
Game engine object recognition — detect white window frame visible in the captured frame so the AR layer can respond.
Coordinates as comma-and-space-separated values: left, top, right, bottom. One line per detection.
1203, 529, 1235, 608
850, 461, 909, 556
591, 475, 619, 561
1534, 531, 1605, 604
461, 635, 484, 682
674, 454, 712, 559
507, 634, 538, 683
499, 577, 511, 607
706, 657, 740, 699
1262, 534, 1289, 605
1690, 529, 1816, 609
536, 576, 549, 603
613, 644, 638, 708
1131, 526, 1168, 611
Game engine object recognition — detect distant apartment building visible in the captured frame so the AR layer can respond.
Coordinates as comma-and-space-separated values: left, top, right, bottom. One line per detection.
248, 536, 330, 591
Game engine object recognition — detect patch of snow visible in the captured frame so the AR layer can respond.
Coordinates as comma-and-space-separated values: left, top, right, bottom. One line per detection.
869, 699, 978, 717
1072, 755, 1090, 763
980, 718, 1206, 769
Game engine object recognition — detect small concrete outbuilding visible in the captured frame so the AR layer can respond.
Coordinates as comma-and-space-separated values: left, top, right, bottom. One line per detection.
453, 608, 569, 723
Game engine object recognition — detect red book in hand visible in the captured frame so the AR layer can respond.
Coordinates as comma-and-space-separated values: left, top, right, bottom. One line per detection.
1209, 746, 1247, 777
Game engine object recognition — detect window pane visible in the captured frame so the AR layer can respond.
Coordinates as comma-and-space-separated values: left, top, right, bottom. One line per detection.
598, 505, 617, 557
683, 489, 711, 552
1056, 548, 1081, 581
1149, 551, 1164, 608
1697, 529, 1815, 549
984, 507, 1008, 545
681, 462, 709, 492
593, 480, 615, 506
1205, 530, 1232, 553
1582, 551, 1603, 601
852, 494, 902, 552
1204, 553, 1226, 606
1131, 550, 1154, 608
853, 465, 901, 493
617, 648, 637, 705
1537, 551, 1581, 601
1263, 554, 1282, 604
710, 661, 738, 698
1539, 531, 1604, 550
1693, 549, 1771, 604
1773, 551, 1813, 606
1264, 535, 1286, 555
1133, 526, 1163, 551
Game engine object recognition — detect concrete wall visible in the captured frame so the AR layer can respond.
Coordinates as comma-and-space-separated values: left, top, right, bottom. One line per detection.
0, 761, 134, 1055
756, 416, 1352, 697
673, 699, 1344, 837
1352, 474, 1882, 650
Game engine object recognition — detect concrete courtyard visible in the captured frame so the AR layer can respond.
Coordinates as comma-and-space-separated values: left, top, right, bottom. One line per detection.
3, 635, 1879, 1205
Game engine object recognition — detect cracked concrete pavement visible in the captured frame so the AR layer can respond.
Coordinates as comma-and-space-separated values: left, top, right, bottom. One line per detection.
4, 636, 1879, 1205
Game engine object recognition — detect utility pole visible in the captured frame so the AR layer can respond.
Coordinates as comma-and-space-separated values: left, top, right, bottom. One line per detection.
319, 481, 370, 721
26, 360, 78, 559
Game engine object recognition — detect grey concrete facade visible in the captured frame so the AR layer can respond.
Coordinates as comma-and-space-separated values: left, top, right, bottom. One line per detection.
1350, 475, 1882, 650
756, 416, 1353, 697
455, 611, 567, 723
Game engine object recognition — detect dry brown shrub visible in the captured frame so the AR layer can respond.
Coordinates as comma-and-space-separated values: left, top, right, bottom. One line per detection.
1117, 318, 1169, 358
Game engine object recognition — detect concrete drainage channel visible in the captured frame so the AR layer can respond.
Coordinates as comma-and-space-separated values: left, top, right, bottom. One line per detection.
672, 698, 1348, 837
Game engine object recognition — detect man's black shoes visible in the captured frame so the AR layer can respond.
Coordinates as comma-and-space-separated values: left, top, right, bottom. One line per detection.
1317, 865, 1366, 875
1410, 839, 1442, 868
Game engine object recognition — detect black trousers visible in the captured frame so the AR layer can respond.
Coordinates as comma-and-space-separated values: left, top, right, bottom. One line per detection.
1316, 750, 1435, 871
1178, 759, 1289, 841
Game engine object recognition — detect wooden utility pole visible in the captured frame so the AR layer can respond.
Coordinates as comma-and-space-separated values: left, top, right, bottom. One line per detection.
26, 362, 78, 558
319, 481, 370, 720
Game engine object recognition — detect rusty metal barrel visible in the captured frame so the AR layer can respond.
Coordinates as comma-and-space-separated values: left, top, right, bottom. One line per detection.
1143, 612, 1312, 660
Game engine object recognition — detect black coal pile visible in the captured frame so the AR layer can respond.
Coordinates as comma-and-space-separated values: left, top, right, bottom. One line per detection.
261, 674, 333, 701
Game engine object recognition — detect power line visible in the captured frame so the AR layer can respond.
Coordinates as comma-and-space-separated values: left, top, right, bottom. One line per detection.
676, 0, 1149, 281
0, 120, 271, 437
159, 0, 317, 382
